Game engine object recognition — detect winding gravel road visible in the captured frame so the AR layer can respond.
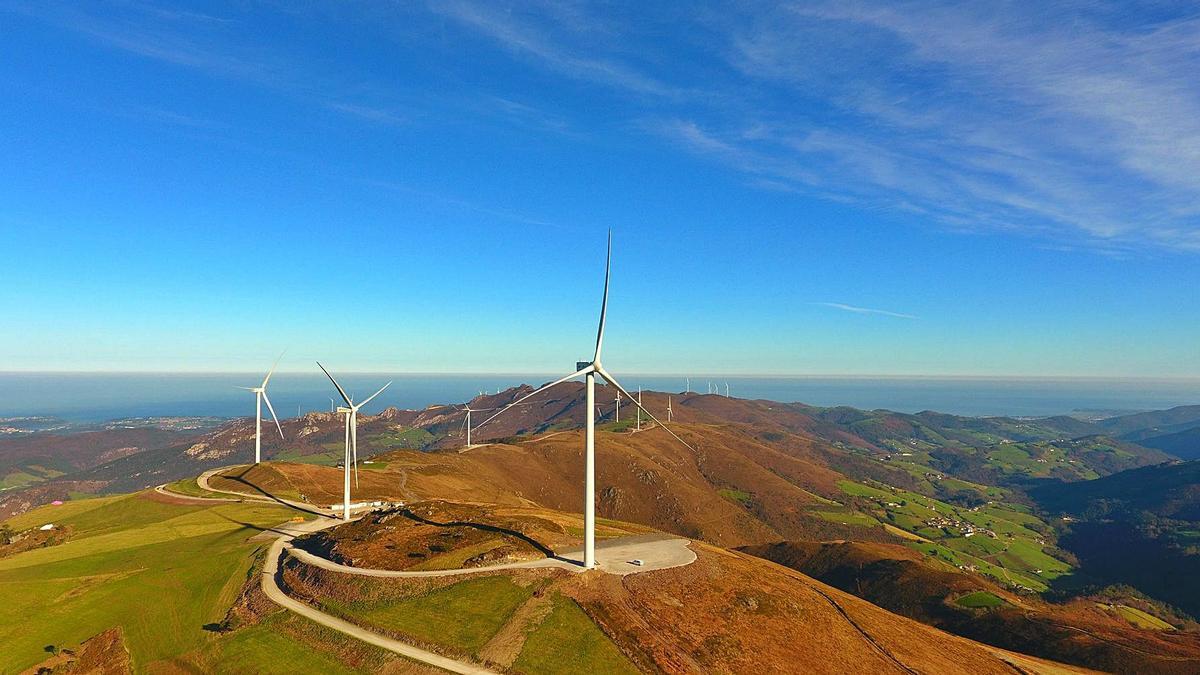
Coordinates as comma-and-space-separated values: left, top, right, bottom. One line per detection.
157, 466, 696, 672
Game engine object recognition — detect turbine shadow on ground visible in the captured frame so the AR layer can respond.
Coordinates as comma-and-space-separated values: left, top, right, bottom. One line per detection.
223, 467, 334, 520
396, 508, 573, 564
212, 513, 311, 539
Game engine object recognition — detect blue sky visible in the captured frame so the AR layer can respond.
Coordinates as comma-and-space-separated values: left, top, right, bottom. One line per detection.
1, 1, 1198, 377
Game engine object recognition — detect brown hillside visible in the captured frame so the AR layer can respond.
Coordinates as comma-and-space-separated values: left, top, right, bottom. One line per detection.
740, 540, 1200, 674
218, 413, 904, 549
281, 515, 1091, 675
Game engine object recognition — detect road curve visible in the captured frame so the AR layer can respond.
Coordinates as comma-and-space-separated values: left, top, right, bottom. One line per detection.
156, 469, 497, 674
286, 532, 696, 579
286, 543, 577, 578
168, 465, 693, 672
262, 536, 497, 675
197, 467, 338, 516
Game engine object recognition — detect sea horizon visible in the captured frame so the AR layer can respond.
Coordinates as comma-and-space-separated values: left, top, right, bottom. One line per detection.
2, 371, 1196, 422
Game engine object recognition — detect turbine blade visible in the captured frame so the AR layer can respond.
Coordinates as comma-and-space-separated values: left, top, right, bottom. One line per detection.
317, 361, 353, 406
358, 381, 392, 408
262, 349, 286, 389
596, 366, 695, 452
475, 366, 592, 432
262, 391, 285, 440
593, 229, 611, 361
234, 386, 256, 391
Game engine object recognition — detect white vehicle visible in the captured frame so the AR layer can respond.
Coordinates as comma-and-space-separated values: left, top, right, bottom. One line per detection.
629, 559, 644, 566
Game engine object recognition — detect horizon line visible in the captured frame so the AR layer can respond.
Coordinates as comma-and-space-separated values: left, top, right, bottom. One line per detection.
1, 370, 1199, 382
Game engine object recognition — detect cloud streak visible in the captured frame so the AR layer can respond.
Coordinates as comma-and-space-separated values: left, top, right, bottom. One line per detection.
430, 1, 1200, 253
816, 303, 916, 320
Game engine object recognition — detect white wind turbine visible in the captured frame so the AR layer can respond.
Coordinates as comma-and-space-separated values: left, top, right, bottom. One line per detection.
317, 362, 391, 522
667, 395, 673, 422
237, 356, 285, 465
460, 404, 476, 448
636, 387, 642, 431
475, 232, 694, 569
613, 390, 621, 422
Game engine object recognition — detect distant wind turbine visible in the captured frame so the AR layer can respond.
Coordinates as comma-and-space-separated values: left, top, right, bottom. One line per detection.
460, 404, 475, 447
725, 381, 730, 398
475, 232, 693, 569
686, 377, 690, 393
318, 362, 391, 522
636, 387, 642, 431
236, 355, 284, 464
614, 390, 621, 423
667, 395, 673, 422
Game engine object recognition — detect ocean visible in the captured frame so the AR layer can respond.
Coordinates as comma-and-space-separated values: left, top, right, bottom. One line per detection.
0, 373, 1197, 422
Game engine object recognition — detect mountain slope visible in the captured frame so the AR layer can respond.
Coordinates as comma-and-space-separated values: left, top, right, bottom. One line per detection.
1135, 427, 1200, 460
1099, 405, 1200, 438
739, 540, 1200, 674
1031, 461, 1200, 521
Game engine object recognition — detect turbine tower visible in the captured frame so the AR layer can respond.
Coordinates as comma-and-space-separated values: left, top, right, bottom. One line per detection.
237, 356, 284, 464
318, 362, 391, 522
475, 232, 693, 569
667, 395, 673, 422
614, 391, 621, 423
636, 387, 642, 431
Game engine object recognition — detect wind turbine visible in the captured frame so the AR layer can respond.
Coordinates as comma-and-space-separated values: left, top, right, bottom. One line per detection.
614, 390, 621, 423
237, 356, 284, 465
475, 232, 694, 569
317, 362, 391, 522
667, 395, 673, 422
725, 381, 730, 397
636, 387, 642, 431
686, 377, 691, 393
460, 405, 475, 447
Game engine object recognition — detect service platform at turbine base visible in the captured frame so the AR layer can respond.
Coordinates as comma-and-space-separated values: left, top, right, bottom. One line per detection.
556, 533, 696, 575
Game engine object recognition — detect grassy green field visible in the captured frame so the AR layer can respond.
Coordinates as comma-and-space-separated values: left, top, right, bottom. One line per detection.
326, 575, 532, 656
1104, 604, 1174, 631
0, 463, 68, 490
718, 487, 752, 505
163, 477, 228, 499
173, 611, 408, 673
368, 428, 434, 450
837, 479, 1069, 591
515, 592, 639, 675
273, 447, 341, 466
0, 492, 304, 673
955, 591, 1006, 609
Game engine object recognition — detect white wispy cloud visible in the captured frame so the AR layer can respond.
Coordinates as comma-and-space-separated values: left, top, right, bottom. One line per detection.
426, 0, 682, 97
435, 1, 1200, 252
684, 1, 1200, 252
14, 1, 1200, 253
816, 302, 916, 319
326, 102, 407, 127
